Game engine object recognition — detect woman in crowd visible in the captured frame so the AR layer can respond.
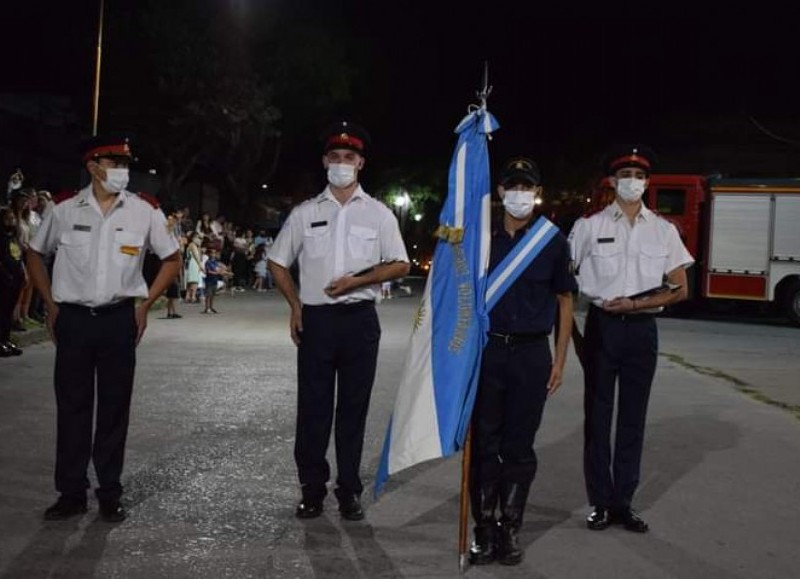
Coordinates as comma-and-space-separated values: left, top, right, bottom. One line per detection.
184, 231, 204, 303
231, 227, 250, 292
11, 190, 36, 330
0, 207, 25, 356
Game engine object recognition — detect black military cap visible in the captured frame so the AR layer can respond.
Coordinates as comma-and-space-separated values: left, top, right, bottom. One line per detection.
605, 144, 657, 176
81, 133, 134, 163
499, 157, 541, 187
321, 121, 371, 156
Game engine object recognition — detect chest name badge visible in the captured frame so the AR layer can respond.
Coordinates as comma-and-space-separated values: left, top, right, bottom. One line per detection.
310, 220, 328, 228
597, 237, 615, 244
120, 245, 141, 256
73, 224, 92, 232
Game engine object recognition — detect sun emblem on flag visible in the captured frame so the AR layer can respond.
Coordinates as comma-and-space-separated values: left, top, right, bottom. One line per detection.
412, 298, 426, 333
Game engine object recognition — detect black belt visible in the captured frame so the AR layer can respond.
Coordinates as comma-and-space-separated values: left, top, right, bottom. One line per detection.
304, 301, 375, 311
487, 331, 548, 345
58, 299, 134, 317
590, 304, 656, 321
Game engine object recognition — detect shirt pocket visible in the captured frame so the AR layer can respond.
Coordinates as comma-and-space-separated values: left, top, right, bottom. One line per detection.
587, 242, 622, 279
639, 243, 669, 280
114, 230, 145, 268
303, 225, 330, 259
58, 231, 92, 270
347, 225, 379, 262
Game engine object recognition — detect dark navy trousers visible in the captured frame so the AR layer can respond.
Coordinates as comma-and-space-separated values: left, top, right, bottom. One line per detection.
583, 305, 658, 510
471, 338, 551, 497
295, 302, 380, 500
53, 300, 136, 502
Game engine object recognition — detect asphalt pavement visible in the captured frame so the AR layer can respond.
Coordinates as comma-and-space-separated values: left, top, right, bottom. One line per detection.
1, 288, 799, 578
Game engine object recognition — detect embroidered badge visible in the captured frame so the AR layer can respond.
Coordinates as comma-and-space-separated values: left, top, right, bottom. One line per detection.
120, 245, 141, 256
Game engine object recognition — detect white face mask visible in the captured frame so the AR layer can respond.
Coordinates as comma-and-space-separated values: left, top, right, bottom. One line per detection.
615, 177, 646, 202
101, 167, 129, 194
502, 189, 536, 219
327, 163, 357, 188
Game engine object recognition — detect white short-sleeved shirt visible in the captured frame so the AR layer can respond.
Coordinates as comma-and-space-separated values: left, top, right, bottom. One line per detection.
29, 186, 179, 307
268, 185, 409, 305
568, 201, 694, 309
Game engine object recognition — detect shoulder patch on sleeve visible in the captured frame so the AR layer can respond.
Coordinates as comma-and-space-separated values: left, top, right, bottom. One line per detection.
136, 191, 160, 209
53, 189, 78, 205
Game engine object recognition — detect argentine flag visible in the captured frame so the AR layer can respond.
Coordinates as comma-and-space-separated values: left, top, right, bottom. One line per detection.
375, 106, 499, 494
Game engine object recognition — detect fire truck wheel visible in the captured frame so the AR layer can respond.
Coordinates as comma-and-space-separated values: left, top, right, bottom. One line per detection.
781, 280, 800, 326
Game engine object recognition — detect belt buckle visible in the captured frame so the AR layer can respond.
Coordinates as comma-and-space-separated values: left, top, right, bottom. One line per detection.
503, 334, 512, 345
89, 307, 98, 317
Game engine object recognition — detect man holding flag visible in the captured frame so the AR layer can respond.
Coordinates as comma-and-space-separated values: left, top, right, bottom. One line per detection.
469, 158, 576, 566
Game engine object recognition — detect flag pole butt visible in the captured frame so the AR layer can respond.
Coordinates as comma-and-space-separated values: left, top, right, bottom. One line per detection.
459, 553, 469, 573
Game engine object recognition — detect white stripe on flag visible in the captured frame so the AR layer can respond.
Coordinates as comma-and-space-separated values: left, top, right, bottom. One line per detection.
485, 220, 556, 305
454, 143, 467, 229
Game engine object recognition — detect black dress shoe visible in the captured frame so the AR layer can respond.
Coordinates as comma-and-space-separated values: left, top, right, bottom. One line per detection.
4, 342, 22, 356
295, 500, 324, 519
338, 494, 364, 521
44, 497, 88, 520
612, 508, 649, 533
586, 507, 611, 530
0, 343, 13, 358
99, 500, 127, 523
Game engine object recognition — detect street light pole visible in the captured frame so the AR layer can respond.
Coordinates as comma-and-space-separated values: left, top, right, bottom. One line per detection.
91, 0, 106, 136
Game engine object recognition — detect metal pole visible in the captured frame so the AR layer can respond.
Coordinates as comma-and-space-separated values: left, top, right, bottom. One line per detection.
91, 0, 106, 136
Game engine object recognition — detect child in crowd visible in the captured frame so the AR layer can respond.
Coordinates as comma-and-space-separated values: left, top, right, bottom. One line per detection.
252, 245, 269, 291
0, 207, 25, 356
203, 248, 231, 314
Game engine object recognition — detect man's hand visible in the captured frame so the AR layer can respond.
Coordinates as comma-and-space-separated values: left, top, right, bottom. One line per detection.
547, 364, 564, 396
134, 303, 149, 346
45, 304, 59, 345
602, 296, 637, 314
324, 275, 357, 298
290, 306, 303, 346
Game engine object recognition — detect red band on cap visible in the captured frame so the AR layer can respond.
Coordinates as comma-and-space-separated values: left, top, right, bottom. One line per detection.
325, 134, 364, 151
610, 154, 651, 172
83, 144, 132, 163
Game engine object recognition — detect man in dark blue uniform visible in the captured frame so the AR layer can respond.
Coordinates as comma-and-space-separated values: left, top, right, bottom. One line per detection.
469, 157, 576, 566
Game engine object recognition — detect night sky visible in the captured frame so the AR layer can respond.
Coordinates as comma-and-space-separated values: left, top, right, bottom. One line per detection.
5, 3, 800, 191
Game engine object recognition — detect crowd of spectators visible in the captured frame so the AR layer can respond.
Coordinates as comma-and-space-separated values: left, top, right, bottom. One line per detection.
155, 206, 276, 317
1, 171, 55, 356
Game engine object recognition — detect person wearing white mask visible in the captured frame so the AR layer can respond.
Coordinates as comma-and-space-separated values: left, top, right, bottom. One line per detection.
469, 157, 576, 566
26, 134, 180, 523
268, 121, 410, 522
569, 145, 694, 534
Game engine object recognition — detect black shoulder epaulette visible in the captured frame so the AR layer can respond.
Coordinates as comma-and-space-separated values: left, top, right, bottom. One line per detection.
136, 191, 160, 209
53, 189, 79, 205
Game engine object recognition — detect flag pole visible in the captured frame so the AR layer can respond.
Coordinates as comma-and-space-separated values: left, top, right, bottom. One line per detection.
457, 61, 493, 574
458, 425, 473, 573
91, 0, 106, 136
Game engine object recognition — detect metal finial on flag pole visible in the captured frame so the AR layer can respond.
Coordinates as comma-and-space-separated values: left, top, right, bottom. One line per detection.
476, 61, 492, 110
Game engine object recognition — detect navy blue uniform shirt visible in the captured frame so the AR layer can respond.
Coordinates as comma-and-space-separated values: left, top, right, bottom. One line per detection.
488, 217, 577, 334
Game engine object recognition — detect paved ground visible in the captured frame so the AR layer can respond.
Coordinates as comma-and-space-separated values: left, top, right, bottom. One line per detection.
1, 288, 799, 578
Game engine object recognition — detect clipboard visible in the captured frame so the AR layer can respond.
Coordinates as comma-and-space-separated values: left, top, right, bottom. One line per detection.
627, 282, 682, 300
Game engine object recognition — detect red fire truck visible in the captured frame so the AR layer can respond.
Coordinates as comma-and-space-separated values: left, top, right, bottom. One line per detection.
589, 175, 800, 325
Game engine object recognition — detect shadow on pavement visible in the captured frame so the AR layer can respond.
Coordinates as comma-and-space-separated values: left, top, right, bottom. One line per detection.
301, 516, 399, 578
0, 517, 113, 579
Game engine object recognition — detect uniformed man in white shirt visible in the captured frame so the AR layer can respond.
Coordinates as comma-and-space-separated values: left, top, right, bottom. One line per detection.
26, 134, 180, 523
569, 145, 694, 533
268, 121, 410, 521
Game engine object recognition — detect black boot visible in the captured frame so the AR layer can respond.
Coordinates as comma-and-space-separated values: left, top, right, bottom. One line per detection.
497, 481, 531, 566
468, 479, 500, 565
